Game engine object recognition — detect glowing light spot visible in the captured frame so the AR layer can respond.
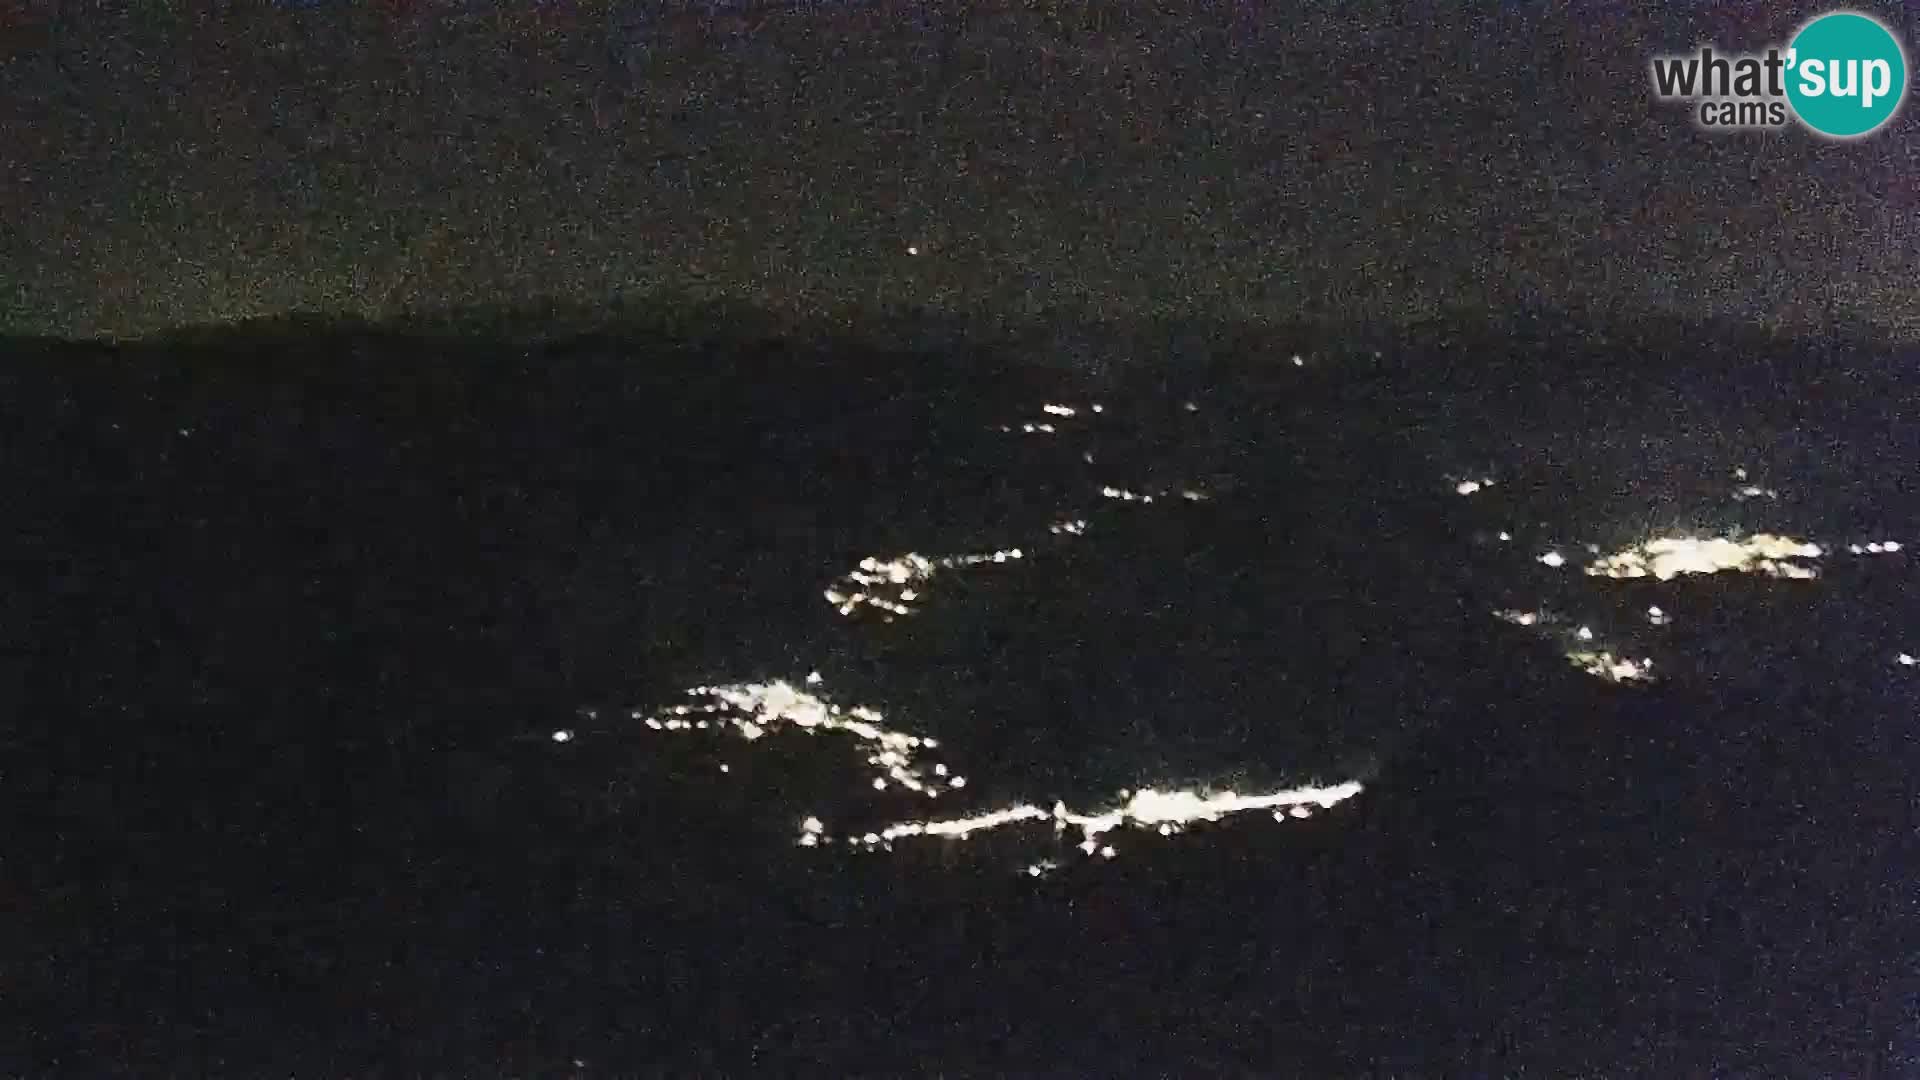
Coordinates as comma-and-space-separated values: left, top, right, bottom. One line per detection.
1498, 531, 1512, 541
1897, 653, 1917, 667
551, 729, 574, 743
1291, 354, 1305, 367
1042, 404, 1076, 417
1099, 845, 1116, 858
1576, 625, 1594, 642
906, 245, 920, 256
1539, 551, 1567, 568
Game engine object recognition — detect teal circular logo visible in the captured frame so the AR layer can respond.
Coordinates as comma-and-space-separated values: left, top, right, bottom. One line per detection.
1785, 12, 1908, 138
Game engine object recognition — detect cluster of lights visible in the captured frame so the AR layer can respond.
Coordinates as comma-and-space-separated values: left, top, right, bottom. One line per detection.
1846, 541, 1905, 555
823, 549, 1025, 619
1451, 476, 1496, 497
1094, 484, 1204, 505
1583, 534, 1824, 581
1566, 650, 1655, 683
1050, 519, 1089, 536
644, 680, 965, 801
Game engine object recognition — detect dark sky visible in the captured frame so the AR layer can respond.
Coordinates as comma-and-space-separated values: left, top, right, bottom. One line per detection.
1, 1, 1914, 340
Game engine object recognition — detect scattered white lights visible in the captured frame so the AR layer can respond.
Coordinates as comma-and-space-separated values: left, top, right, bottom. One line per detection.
624, 676, 1365, 862
1585, 534, 1823, 581
579, 391, 1920, 876
824, 548, 1027, 619
1493, 609, 1654, 686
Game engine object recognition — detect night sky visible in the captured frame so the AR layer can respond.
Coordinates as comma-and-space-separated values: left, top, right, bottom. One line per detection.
3, 1, 1914, 341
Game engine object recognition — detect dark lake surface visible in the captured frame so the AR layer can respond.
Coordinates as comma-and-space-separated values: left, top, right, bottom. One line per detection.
10, 312, 1919, 1073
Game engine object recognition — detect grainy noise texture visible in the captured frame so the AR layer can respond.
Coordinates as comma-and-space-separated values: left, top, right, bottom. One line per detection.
1, 1, 1915, 341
